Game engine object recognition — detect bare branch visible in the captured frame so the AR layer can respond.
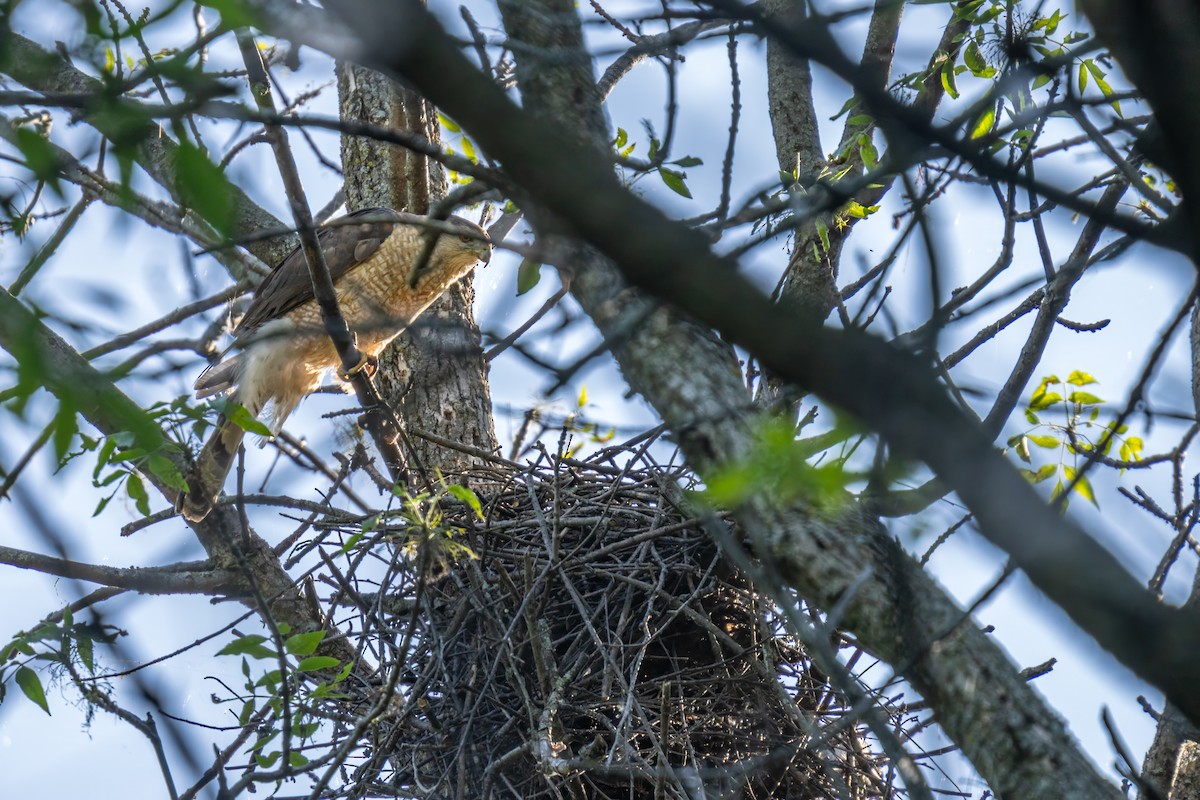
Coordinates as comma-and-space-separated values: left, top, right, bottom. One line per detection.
0, 544, 240, 594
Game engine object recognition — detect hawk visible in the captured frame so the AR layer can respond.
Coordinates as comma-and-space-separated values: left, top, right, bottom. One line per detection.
178, 208, 492, 522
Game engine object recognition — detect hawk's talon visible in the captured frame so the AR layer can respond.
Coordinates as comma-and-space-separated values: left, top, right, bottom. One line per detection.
339, 352, 378, 381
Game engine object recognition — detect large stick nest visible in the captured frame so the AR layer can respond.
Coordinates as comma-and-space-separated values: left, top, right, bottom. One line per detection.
321, 445, 912, 799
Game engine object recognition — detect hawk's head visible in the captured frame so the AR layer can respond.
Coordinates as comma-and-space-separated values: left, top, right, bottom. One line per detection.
433, 216, 492, 272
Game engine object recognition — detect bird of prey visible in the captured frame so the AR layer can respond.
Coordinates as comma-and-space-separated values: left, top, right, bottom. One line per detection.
178, 208, 492, 522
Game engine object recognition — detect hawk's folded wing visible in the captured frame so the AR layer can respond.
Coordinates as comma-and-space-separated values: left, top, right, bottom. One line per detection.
235, 207, 422, 336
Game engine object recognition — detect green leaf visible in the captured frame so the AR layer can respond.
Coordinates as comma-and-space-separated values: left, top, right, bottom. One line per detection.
1067, 391, 1104, 406
126, 472, 151, 516
1064, 466, 1099, 507
438, 113, 461, 133
239, 699, 256, 726
612, 127, 627, 149
255, 669, 282, 689
15, 127, 63, 192
1084, 59, 1121, 114
846, 114, 873, 127
111, 447, 150, 464
857, 134, 879, 169
1027, 434, 1059, 449
146, 453, 188, 492
1031, 73, 1052, 90
15, 666, 50, 715
217, 635, 277, 660
223, 402, 273, 438
94, 437, 119, 477
93, 493, 114, 516
1015, 436, 1031, 463
76, 635, 94, 672
814, 218, 831, 253
284, 631, 326, 657
658, 167, 692, 199
1028, 392, 1062, 412
516, 259, 542, 296
197, 0, 260, 29
1031, 464, 1058, 484
1038, 8, 1065, 34
1125, 437, 1144, 460
460, 136, 478, 164
830, 95, 860, 120
294, 721, 320, 739
174, 141, 238, 239
1066, 370, 1097, 386
843, 201, 879, 219
970, 105, 996, 139
51, 401, 78, 462
671, 156, 703, 168
289, 751, 310, 768
297, 656, 341, 672
963, 40, 987, 74
940, 63, 960, 99
1077, 60, 1089, 93
255, 751, 281, 769
445, 484, 484, 520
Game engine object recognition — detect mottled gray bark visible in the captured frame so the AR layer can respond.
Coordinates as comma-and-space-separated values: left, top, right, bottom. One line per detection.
762, 0, 963, 345
1142, 704, 1200, 799
757, 1, 902, 407
764, 0, 823, 183
1175, 743, 1200, 799
764, 0, 842, 326
336, 62, 497, 476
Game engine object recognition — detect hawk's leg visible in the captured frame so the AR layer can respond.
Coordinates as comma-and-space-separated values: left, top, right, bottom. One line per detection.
338, 351, 378, 381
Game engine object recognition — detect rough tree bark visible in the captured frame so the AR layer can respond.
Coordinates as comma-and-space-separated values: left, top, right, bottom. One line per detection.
763, 0, 850, 328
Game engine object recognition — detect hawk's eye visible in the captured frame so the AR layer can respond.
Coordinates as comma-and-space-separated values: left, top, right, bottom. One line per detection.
458, 234, 472, 243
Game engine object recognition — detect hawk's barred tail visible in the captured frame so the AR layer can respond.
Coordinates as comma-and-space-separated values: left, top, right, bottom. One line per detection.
177, 416, 246, 522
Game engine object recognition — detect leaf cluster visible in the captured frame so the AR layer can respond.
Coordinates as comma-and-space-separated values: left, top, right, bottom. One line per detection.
1008, 370, 1144, 508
